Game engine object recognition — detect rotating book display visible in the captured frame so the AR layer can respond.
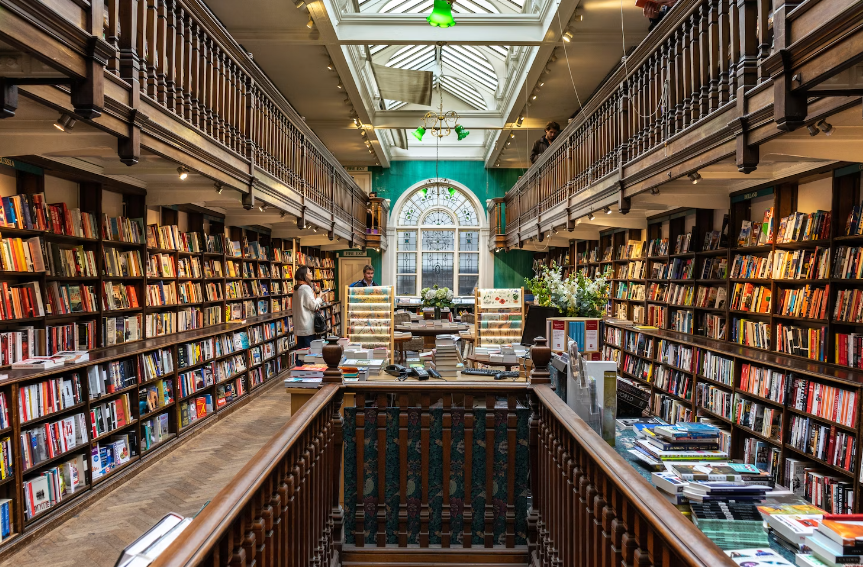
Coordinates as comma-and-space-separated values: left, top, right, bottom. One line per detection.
474, 288, 524, 348
346, 285, 394, 363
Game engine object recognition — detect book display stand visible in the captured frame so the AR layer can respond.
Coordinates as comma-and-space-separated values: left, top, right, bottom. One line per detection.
474, 288, 525, 348
345, 285, 395, 363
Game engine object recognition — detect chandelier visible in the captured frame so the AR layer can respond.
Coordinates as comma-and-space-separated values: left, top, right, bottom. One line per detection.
412, 44, 469, 142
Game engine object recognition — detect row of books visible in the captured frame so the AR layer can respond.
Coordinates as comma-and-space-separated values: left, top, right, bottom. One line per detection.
179, 395, 213, 428
739, 363, 788, 403
694, 285, 727, 309
788, 415, 856, 471
731, 317, 771, 349
19, 374, 83, 424
214, 354, 247, 383
46, 282, 98, 315
47, 243, 97, 277
102, 281, 140, 310
86, 359, 138, 398
729, 283, 771, 313
836, 332, 863, 369
178, 338, 216, 369
45, 322, 95, 355
91, 433, 133, 480
140, 348, 174, 382
666, 284, 692, 306
777, 210, 831, 243
23, 453, 86, 520
141, 413, 171, 451
0, 235, 45, 272
215, 377, 247, 407
103, 247, 143, 278
658, 339, 693, 371
670, 310, 693, 333
20, 412, 88, 471
700, 257, 727, 279
733, 396, 782, 441
833, 288, 863, 322
102, 215, 145, 244
775, 284, 829, 320
178, 366, 215, 399
177, 256, 201, 279
0, 281, 44, 319
147, 253, 178, 278
791, 377, 857, 428
699, 351, 733, 386
103, 314, 141, 347
622, 354, 653, 382
138, 379, 174, 415
775, 248, 830, 280
702, 313, 726, 339
777, 323, 826, 362
0, 393, 8, 430
646, 238, 669, 257
0, 438, 11, 481
737, 207, 774, 247
89, 393, 133, 439
696, 383, 732, 419
204, 259, 224, 278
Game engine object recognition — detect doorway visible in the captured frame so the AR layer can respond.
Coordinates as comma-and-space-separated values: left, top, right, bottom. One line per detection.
339, 256, 371, 335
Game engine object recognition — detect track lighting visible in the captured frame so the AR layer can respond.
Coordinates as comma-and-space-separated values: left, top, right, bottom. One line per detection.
516, 115, 524, 127
327, 60, 335, 71
688, 172, 702, 184
307, 15, 315, 29
553, 226, 559, 234
562, 28, 573, 42
280, 211, 287, 218
543, 66, 552, 75
510, 132, 515, 139
576, 218, 583, 225
343, 97, 351, 105
816, 120, 833, 136
574, 10, 583, 21
53, 113, 76, 132
587, 212, 595, 221
604, 206, 612, 215
549, 54, 558, 63
360, 129, 367, 137
294, 0, 305, 7
495, 161, 500, 167
215, 183, 224, 194
807, 124, 819, 136
531, 92, 538, 100
258, 203, 269, 212
337, 81, 344, 89
177, 166, 189, 180
312, 226, 318, 233
650, 187, 660, 195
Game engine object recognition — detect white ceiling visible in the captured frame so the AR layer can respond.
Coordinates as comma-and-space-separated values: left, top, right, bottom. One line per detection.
204, 0, 648, 168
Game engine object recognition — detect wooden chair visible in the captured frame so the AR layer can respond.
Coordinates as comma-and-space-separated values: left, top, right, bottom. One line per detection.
394, 312, 424, 361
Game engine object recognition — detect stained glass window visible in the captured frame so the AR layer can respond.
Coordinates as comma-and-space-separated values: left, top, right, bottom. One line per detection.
395, 185, 482, 294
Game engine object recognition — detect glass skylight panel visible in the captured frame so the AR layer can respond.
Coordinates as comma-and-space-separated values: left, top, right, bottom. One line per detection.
439, 76, 485, 109
369, 45, 389, 55
442, 50, 497, 90
488, 45, 509, 59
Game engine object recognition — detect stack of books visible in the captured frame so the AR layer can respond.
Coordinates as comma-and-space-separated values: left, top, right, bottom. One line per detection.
631, 422, 728, 467
758, 503, 822, 552
798, 516, 863, 567
431, 336, 462, 377
690, 501, 771, 549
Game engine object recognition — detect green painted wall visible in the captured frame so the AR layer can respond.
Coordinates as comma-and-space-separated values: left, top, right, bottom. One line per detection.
370, 161, 533, 289
493, 249, 534, 288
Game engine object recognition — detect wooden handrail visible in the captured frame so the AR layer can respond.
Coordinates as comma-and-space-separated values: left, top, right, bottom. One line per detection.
150, 384, 342, 566
532, 385, 733, 566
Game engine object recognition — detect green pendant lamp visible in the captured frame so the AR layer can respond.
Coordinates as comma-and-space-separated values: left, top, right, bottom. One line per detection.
454, 124, 469, 140
412, 126, 426, 141
427, 0, 456, 28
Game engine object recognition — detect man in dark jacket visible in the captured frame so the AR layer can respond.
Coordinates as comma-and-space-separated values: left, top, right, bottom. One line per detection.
530, 121, 561, 164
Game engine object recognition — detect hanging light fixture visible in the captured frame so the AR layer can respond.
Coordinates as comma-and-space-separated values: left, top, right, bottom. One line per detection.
427, 0, 456, 27
53, 114, 76, 132
413, 44, 469, 141
688, 172, 702, 184
177, 166, 189, 180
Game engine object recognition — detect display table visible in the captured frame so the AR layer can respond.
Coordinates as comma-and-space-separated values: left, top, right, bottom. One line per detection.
394, 332, 412, 363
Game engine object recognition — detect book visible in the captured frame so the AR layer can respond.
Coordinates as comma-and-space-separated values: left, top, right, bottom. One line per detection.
725, 549, 793, 566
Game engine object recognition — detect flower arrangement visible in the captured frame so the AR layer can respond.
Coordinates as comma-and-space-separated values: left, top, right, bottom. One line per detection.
420, 284, 454, 309
524, 263, 612, 317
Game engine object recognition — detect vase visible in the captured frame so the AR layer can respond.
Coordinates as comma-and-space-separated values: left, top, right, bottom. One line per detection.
434, 307, 441, 319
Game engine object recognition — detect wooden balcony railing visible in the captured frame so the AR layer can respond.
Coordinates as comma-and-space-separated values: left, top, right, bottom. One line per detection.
149, 384, 344, 567
149, 376, 738, 565
502, 0, 863, 242
342, 383, 529, 550
2, 0, 368, 244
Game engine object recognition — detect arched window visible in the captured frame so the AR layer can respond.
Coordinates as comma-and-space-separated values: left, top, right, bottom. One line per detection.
395, 185, 480, 296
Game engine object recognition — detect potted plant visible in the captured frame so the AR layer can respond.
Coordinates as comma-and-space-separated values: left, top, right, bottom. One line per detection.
420, 284, 454, 319
524, 263, 612, 317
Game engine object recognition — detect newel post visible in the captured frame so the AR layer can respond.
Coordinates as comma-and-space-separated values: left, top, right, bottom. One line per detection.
322, 336, 344, 559
529, 337, 552, 385
527, 337, 551, 563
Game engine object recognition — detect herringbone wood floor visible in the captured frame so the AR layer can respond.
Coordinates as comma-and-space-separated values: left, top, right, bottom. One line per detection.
2, 384, 291, 567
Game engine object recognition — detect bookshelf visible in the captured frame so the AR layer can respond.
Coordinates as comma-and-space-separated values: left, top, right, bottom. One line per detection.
532, 244, 575, 278
603, 320, 860, 513
5, 310, 295, 546
474, 288, 525, 348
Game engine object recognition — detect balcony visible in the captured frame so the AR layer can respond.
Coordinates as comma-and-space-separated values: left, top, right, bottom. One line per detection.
0, 0, 370, 244
499, 0, 863, 246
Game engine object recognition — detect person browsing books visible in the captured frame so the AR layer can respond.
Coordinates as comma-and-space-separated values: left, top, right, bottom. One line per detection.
293, 266, 322, 349
349, 265, 378, 288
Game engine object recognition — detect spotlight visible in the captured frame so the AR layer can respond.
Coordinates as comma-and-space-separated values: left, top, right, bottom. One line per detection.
327, 60, 335, 71
507, 141, 511, 146
574, 10, 583, 21
510, 133, 515, 139
531, 92, 538, 100
562, 28, 573, 42
549, 54, 558, 63
650, 187, 660, 195
307, 15, 315, 29
337, 81, 344, 89
313, 226, 318, 233
543, 66, 552, 75
53, 114, 76, 132
258, 203, 269, 212
538, 81, 544, 87
576, 218, 583, 225
516, 115, 524, 127
604, 206, 612, 215
360, 129, 367, 137
280, 211, 287, 218
587, 212, 595, 221
495, 161, 500, 167
807, 124, 819, 136
343, 97, 351, 105
816, 120, 833, 136
215, 183, 224, 194
553, 226, 559, 234
688, 172, 702, 184
294, 0, 305, 7
177, 166, 189, 180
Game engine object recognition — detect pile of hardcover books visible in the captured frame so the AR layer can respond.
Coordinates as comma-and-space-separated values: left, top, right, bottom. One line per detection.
798, 516, 863, 567
631, 422, 728, 467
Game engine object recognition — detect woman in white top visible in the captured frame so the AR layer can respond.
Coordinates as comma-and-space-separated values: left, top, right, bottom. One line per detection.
292, 266, 322, 349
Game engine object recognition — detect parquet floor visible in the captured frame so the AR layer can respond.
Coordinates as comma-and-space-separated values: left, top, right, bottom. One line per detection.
2, 383, 291, 567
